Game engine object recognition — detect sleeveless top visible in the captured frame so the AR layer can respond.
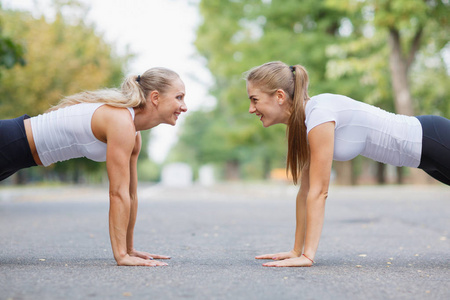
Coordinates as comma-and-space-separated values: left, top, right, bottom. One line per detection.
305, 94, 422, 168
30, 103, 135, 167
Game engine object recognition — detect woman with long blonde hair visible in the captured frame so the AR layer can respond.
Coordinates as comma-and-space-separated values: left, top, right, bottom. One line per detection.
0, 67, 187, 267
245, 61, 450, 267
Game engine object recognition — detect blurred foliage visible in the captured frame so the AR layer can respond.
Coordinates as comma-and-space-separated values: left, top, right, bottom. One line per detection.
0, 4, 26, 76
0, 1, 138, 184
325, 0, 450, 116
0, 24, 25, 70
137, 131, 161, 182
137, 158, 161, 182
0, 5, 127, 117
171, 0, 449, 182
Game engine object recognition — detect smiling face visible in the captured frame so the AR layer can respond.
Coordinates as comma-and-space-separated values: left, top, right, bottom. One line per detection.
156, 78, 187, 125
247, 82, 290, 127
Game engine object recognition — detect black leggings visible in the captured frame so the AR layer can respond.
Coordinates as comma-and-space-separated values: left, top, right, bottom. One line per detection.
416, 115, 450, 186
0, 115, 37, 181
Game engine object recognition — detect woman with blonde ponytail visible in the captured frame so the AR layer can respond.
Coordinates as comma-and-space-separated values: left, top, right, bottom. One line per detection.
246, 61, 450, 267
1, 67, 188, 267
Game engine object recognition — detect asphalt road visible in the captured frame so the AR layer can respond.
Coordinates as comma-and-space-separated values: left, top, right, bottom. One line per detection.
0, 183, 449, 300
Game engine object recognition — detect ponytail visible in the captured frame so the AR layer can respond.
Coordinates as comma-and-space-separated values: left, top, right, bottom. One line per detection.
47, 67, 179, 112
286, 65, 310, 184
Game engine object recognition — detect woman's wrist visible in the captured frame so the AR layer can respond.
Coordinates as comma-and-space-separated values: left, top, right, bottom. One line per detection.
302, 253, 315, 264
113, 250, 128, 263
292, 249, 302, 256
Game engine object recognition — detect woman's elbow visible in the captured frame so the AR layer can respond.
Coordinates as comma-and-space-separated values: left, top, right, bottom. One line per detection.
109, 188, 130, 205
308, 187, 329, 202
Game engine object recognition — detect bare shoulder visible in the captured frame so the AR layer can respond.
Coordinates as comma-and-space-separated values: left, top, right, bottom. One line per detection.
307, 121, 335, 146
95, 105, 134, 125
92, 105, 136, 143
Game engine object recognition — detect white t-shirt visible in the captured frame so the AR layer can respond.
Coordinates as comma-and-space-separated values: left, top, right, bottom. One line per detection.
305, 94, 422, 168
31, 103, 135, 167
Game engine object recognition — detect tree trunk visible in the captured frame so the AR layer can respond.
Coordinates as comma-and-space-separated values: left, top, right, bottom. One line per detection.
263, 156, 271, 180
224, 160, 240, 181
388, 27, 424, 184
388, 28, 414, 117
12, 170, 28, 185
333, 161, 355, 185
376, 162, 386, 184
396, 166, 403, 185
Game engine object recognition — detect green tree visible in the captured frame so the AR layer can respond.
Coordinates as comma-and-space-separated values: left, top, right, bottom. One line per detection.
173, 0, 359, 180
0, 5, 25, 74
0, 8, 127, 117
325, 0, 450, 183
0, 2, 131, 184
176, 0, 448, 184
325, 0, 449, 116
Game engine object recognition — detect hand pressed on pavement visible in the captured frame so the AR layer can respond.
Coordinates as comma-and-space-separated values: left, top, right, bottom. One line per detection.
117, 254, 169, 267
129, 249, 171, 260
255, 250, 313, 267
255, 250, 300, 261
261, 256, 313, 267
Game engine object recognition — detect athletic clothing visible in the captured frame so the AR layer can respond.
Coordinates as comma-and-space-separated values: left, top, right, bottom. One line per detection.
31, 103, 135, 166
416, 115, 450, 185
305, 94, 422, 168
0, 104, 136, 181
0, 115, 37, 181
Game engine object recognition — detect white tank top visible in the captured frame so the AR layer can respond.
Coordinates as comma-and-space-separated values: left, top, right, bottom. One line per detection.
305, 94, 422, 168
30, 103, 135, 167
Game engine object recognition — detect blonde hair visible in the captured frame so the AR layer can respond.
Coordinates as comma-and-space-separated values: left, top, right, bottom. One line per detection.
245, 61, 310, 184
47, 67, 180, 112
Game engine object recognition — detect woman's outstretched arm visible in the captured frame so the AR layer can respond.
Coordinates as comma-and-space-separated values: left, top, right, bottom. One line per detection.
255, 166, 309, 264
260, 122, 334, 267
301, 121, 335, 262
126, 132, 170, 261
126, 132, 140, 256
105, 108, 166, 266
293, 165, 309, 255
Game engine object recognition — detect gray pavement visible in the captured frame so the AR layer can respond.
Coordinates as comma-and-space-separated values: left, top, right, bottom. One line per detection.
0, 183, 449, 300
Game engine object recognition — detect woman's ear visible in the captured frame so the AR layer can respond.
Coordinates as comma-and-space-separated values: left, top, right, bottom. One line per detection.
149, 90, 159, 106
276, 89, 287, 105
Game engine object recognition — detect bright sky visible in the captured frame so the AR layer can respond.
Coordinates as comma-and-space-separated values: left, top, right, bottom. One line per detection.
2, 0, 214, 163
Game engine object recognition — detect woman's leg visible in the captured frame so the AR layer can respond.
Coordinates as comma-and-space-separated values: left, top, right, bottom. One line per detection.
0, 170, 20, 181
423, 170, 450, 186
0, 115, 37, 181
416, 115, 450, 185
